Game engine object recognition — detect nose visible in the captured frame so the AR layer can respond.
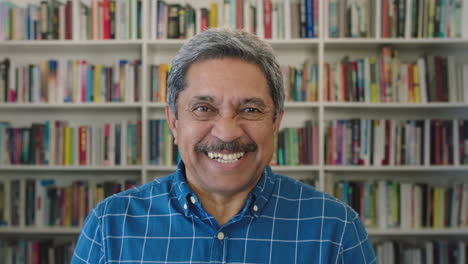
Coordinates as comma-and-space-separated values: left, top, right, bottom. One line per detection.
211, 114, 244, 143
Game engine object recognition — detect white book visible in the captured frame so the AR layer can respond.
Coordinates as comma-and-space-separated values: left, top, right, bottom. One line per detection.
17, 66, 24, 103
425, 241, 434, 264
389, 120, 396, 166
131, 0, 137, 39
72, 0, 81, 40
451, 183, 461, 227
196, 7, 202, 35
272, 2, 278, 39
243, 0, 251, 32
115, 0, 121, 40
377, 180, 387, 228
464, 0, 468, 38
459, 241, 466, 264
284, 0, 291, 39
447, 56, 457, 103
59, 5, 65, 40
375, 0, 381, 38
256, 0, 264, 38
424, 119, 430, 166
405, 0, 412, 39
126, 62, 134, 103
416, 124, 421, 165
223, 0, 231, 28
417, 58, 427, 103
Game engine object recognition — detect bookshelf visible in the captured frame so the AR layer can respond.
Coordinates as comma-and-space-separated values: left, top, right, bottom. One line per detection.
1, 0, 468, 262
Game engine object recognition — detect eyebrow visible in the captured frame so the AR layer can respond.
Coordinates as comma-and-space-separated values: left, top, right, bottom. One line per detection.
189, 96, 215, 104
241, 97, 268, 108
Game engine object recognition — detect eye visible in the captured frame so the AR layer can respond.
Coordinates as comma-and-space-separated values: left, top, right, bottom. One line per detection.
242, 107, 261, 113
193, 105, 210, 112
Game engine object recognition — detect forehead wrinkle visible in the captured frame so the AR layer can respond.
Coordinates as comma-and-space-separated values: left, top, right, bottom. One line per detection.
189, 95, 215, 104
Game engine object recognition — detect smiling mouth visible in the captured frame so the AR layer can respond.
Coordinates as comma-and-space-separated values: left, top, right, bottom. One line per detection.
207, 152, 245, 163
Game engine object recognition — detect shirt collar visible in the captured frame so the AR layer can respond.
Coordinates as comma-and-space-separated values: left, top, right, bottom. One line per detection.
171, 160, 277, 218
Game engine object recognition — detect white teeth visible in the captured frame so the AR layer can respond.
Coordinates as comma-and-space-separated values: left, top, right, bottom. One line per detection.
207, 152, 245, 163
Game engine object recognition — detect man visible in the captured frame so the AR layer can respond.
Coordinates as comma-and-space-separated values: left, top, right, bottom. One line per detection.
72, 28, 376, 263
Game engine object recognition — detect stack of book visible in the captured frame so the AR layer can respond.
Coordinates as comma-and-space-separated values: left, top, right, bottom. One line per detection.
0, 178, 138, 228
0, 239, 74, 264
271, 121, 319, 166
151, 0, 319, 40
0, 120, 142, 166
0, 58, 141, 104
375, 240, 466, 264
334, 180, 468, 229
324, 46, 468, 103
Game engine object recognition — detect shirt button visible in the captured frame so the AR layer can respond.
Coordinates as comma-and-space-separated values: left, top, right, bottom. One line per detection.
183, 203, 188, 209
217, 232, 225, 240
253, 205, 258, 212
190, 196, 196, 204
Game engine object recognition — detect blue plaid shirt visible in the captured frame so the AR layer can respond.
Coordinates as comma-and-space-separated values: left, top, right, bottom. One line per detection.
72, 162, 376, 264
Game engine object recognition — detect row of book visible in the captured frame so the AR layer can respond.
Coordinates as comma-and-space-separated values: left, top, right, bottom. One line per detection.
0, 0, 74, 41
149, 61, 318, 103
0, 239, 74, 264
375, 240, 466, 264
325, 119, 468, 166
271, 121, 319, 166
0, 120, 143, 166
148, 119, 179, 166
326, 0, 376, 38
0, 178, 137, 228
334, 180, 468, 229
380, 0, 464, 39
0, 58, 141, 104
79, 0, 143, 40
324, 47, 468, 103
151, 0, 319, 40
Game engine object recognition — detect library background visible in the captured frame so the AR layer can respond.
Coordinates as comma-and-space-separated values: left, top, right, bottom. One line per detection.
0, 0, 468, 263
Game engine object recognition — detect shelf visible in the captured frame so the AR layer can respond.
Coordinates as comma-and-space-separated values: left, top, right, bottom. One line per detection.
324, 38, 468, 49
145, 38, 320, 49
368, 228, 468, 236
0, 166, 142, 171
271, 165, 320, 172
0, 227, 80, 235
146, 166, 177, 171
0, 103, 142, 109
0, 40, 144, 46
325, 165, 468, 172
146, 102, 319, 109
323, 102, 468, 109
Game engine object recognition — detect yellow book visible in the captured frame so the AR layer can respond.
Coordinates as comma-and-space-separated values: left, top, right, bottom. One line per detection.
64, 127, 71, 166
369, 57, 377, 103
64, 186, 72, 227
94, 64, 103, 102
413, 64, 420, 103
210, 3, 218, 28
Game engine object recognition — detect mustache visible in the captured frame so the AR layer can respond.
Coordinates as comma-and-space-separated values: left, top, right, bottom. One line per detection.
195, 139, 258, 153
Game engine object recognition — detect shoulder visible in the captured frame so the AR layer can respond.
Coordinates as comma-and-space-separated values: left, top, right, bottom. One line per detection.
273, 174, 359, 221
92, 173, 177, 217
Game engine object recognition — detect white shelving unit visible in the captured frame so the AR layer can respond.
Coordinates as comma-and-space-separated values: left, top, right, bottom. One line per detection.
1, 0, 467, 240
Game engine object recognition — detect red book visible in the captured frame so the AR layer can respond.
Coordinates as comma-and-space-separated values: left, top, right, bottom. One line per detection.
407, 63, 414, 102
106, 67, 112, 102
264, 0, 272, 38
201, 8, 209, 32
312, 124, 318, 165
383, 120, 391, 165
65, 1, 72, 40
324, 63, 330, 101
327, 124, 334, 165
237, 0, 243, 29
380, 58, 387, 102
434, 56, 444, 102
382, 0, 389, 37
79, 126, 87, 165
352, 61, 358, 100
102, 0, 110, 39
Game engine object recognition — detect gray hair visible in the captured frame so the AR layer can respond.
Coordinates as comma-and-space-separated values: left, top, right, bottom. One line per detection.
167, 28, 285, 120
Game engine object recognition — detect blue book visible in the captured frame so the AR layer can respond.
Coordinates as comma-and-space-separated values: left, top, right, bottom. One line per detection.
305, 0, 313, 38
439, 0, 447, 37
87, 66, 93, 102
230, 0, 237, 29
342, 181, 349, 204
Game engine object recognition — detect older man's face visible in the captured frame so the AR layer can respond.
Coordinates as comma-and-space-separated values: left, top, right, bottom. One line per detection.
166, 58, 283, 196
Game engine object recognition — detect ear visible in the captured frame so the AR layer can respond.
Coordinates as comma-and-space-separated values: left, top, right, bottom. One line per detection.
165, 104, 178, 144
273, 110, 284, 136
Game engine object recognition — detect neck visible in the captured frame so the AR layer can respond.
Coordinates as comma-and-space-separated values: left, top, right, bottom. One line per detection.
189, 184, 251, 226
